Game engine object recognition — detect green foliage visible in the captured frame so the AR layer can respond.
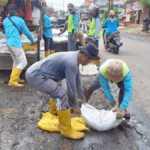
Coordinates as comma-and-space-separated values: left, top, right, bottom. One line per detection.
118, 16, 124, 21
113, 8, 122, 18
130, 11, 136, 22
101, 10, 109, 23
139, 0, 150, 8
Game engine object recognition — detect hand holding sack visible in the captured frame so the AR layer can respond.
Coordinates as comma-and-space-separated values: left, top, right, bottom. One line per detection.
113, 107, 125, 119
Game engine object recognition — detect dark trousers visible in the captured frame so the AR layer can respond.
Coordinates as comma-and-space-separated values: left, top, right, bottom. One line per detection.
43, 35, 54, 51
86, 74, 124, 106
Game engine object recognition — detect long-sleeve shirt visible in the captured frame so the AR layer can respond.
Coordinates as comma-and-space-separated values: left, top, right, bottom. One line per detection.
3, 15, 34, 48
102, 18, 119, 35
59, 20, 68, 35
43, 14, 52, 38
98, 71, 133, 110
89, 17, 101, 41
26, 51, 86, 108
68, 13, 78, 35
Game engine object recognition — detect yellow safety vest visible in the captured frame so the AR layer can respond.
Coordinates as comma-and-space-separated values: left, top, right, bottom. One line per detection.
88, 18, 102, 37
68, 14, 78, 33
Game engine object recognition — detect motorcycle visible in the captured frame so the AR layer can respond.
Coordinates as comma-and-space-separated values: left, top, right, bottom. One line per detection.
103, 28, 122, 54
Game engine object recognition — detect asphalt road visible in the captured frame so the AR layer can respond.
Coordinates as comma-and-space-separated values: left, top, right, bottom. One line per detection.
0, 32, 150, 150
99, 32, 150, 118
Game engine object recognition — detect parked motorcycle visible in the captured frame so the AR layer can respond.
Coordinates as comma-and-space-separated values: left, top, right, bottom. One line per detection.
103, 28, 122, 54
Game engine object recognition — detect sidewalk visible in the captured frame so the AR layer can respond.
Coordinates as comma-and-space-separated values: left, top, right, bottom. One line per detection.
118, 24, 150, 37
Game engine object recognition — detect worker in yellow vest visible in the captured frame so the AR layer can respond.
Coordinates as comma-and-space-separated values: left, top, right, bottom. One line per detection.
88, 5, 102, 65
84, 59, 133, 119
67, 3, 78, 51
88, 5, 102, 49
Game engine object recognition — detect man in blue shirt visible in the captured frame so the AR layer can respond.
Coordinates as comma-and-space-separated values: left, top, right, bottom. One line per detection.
67, 3, 78, 51
84, 59, 133, 119
3, 4, 34, 87
43, 7, 55, 57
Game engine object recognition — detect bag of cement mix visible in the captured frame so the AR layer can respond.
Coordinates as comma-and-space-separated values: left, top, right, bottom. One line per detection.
81, 103, 124, 131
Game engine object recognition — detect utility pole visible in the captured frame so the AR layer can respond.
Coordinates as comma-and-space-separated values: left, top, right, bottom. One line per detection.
111, 0, 113, 10
109, 0, 110, 12
63, 0, 64, 11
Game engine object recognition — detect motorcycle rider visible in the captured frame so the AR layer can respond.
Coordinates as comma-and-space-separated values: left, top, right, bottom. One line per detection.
102, 10, 119, 48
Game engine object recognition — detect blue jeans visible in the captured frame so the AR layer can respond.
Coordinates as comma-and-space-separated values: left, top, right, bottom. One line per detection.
89, 39, 99, 49
43, 35, 54, 51
68, 33, 76, 51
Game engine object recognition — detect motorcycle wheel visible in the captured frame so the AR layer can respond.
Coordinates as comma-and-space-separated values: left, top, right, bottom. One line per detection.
114, 45, 119, 54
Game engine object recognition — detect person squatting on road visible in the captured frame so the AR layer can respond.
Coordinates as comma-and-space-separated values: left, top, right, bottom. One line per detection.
43, 7, 55, 57
88, 5, 102, 49
58, 16, 85, 47
3, 4, 34, 87
25, 42, 100, 140
102, 10, 119, 48
84, 59, 133, 119
67, 3, 78, 51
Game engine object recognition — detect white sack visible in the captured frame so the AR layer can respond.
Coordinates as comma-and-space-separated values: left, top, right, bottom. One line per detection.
81, 103, 124, 131
79, 64, 98, 76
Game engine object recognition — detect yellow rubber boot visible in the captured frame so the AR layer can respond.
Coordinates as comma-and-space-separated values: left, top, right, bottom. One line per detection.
11, 67, 24, 83
49, 50, 55, 55
57, 109, 84, 140
50, 98, 57, 115
45, 51, 49, 57
17, 77, 25, 83
9, 67, 24, 87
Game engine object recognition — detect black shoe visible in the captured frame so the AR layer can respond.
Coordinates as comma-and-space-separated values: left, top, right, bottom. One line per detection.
119, 42, 123, 47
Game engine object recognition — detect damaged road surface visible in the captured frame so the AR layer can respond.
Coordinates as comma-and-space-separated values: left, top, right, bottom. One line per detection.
0, 71, 150, 150
1, 32, 150, 150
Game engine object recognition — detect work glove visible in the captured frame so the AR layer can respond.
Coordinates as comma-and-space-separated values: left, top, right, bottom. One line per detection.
112, 107, 125, 119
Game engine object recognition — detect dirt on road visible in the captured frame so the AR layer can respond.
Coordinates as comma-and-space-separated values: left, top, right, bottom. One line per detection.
119, 24, 150, 36
0, 70, 150, 150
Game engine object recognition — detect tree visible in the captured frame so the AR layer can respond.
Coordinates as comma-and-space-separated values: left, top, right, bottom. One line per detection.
139, 0, 150, 9
101, 9, 109, 23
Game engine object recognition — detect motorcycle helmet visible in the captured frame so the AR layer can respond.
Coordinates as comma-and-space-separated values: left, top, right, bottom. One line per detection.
89, 5, 99, 17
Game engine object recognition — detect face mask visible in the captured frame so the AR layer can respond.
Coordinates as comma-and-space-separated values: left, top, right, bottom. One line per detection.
68, 9, 73, 13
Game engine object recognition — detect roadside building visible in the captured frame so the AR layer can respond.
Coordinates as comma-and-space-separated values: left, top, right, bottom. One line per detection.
125, 0, 150, 24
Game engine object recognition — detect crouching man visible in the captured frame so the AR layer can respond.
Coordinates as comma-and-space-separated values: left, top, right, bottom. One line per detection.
84, 59, 133, 119
25, 42, 100, 139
